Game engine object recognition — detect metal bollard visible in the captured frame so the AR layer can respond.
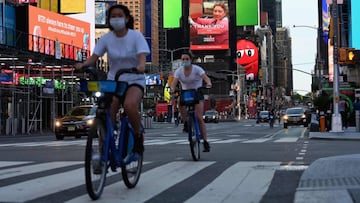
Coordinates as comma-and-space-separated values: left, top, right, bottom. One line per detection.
319, 116, 326, 132
356, 111, 360, 132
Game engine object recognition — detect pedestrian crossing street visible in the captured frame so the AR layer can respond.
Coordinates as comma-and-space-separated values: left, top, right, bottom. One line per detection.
0, 136, 300, 148
0, 160, 307, 203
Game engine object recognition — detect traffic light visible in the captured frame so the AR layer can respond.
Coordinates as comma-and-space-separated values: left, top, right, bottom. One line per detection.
346, 48, 355, 64
338, 47, 355, 65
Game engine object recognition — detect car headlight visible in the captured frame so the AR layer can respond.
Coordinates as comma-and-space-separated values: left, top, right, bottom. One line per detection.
301, 114, 306, 119
212, 115, 215, 119
55, 121, 61, 127
86, 119, 94, 126
283, 115, 288, 120
203, 115, 205, 119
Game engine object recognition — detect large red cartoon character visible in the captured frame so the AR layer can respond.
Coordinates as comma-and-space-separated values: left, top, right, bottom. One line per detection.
236, 39, 259, 81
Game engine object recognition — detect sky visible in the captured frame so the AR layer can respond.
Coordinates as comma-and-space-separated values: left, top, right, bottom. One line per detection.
282, 0, 319, 95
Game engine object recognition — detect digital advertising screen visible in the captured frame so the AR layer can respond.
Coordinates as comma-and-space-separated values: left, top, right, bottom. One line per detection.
146, 74, 162, 86
236, 0, 258, 26
163, 0, 182, 28
60, 0, 86, 13
28, 5, 90, 60
4, 4, 16, 46
350, 0, 360, 49
189, 0, 229, 51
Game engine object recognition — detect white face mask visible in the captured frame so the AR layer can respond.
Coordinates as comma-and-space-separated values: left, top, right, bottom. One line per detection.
109, 17, 126, 31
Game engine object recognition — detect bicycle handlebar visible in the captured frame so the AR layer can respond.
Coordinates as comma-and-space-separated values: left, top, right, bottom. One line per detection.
80, 66, 142, 81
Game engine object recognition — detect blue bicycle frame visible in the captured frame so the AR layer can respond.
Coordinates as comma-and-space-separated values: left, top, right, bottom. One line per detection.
102, 109, 134, 168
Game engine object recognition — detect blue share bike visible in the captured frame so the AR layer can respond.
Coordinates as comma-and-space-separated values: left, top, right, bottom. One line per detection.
180, 88, 208, 161
80, 67, 144, 200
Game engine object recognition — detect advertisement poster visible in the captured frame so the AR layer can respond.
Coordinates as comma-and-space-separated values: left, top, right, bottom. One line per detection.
95, 0, 117, 27
236, 39, 259, 81
189, 0, 229, 51
28, 5, 90, 60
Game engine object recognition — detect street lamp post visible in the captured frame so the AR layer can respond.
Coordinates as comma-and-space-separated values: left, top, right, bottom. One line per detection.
293, 25, 322, 89
330, 0, 342, 132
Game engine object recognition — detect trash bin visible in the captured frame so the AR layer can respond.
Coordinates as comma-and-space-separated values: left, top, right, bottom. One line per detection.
309, 113, 319, 132
142, 116, 152, 129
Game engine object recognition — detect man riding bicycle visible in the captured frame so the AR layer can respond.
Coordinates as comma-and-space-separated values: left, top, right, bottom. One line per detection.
170, 52, 212, 152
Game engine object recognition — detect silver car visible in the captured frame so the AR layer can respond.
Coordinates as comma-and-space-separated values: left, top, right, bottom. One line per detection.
283, 107, 308, 128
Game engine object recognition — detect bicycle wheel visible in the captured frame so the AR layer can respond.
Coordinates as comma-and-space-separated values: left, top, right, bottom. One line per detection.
85, 118, 108, 200
188, 116, 200, 161
121, 128, 143, 188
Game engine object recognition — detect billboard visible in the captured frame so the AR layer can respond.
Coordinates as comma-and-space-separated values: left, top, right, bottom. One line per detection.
236, 0, 258, 26
28, 5, 90, 60
95, 0, 117, 27
163, 0, 182, 28
189, 0, 229, 51
236, 39, 259, 81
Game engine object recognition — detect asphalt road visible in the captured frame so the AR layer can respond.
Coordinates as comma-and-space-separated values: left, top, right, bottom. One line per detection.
0, 120, 359, 202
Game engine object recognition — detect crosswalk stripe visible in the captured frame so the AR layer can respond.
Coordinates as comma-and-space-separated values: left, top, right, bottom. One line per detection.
0, 161, 33, 168
185, 161, 281, 203
274, 137, 299, 142
0, 167, 86, 202
147, 139, 188, 145
66, 161, 215, 203
212, 138, 248, 144
0, 161, 82, 180
242, 138, 273, 143
0, 136, 300, 148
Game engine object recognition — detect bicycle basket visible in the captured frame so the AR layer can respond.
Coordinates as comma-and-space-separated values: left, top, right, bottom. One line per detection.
80, 80, 117, 93
181, 89, 199, 105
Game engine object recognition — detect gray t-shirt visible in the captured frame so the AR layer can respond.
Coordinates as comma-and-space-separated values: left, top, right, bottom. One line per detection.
174, 64, 205, 90
93, 29, 150, 87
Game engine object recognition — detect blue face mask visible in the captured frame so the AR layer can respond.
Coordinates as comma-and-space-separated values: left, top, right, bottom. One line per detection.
182, 61, 191, 68
110, 17, 126, 31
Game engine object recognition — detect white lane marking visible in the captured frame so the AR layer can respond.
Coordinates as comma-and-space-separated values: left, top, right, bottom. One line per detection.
66, 161, 215, 203
242, 138, 273, 143
274, 137, 299, 142
185, 161, 281, 203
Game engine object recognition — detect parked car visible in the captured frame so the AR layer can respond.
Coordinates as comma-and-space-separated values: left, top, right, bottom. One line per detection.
258, 111, 269, 123
203, 110, 219, 123
283, 107, 308, 128
54, 105, 97, 140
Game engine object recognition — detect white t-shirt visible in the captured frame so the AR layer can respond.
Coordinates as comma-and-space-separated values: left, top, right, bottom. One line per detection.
174, 64, 205, 90
93, 29, 150, 86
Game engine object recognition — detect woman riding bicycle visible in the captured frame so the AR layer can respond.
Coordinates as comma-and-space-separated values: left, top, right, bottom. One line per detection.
76, 4, 150, 158
170, 52, 212, 152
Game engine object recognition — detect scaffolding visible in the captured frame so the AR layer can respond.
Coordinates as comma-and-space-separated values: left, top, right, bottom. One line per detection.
0, 30, 85, 136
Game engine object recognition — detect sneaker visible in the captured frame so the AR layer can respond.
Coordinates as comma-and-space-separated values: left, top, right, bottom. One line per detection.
123, 133, 144, 165
123, 152, 140, 165
183, 122, 188, 133
203, 141, 210, 152
92, 154, 103, 174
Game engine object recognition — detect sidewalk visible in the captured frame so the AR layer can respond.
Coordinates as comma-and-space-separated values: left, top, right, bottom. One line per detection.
295, 127, 360, 203
309, 127, 360, 140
